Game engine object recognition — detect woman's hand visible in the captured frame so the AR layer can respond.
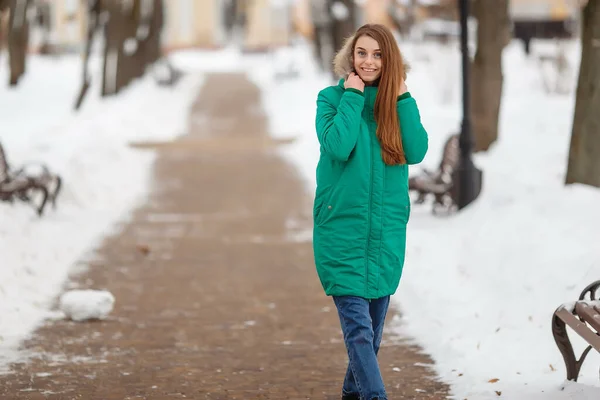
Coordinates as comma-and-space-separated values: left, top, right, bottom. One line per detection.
399, 78, 408, 96
344, 72, 365, 92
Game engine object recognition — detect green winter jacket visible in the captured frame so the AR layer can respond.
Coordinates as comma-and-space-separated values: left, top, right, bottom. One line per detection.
312, 79, 428, 299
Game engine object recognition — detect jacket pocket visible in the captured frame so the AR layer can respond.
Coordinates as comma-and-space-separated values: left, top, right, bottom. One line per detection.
314, 184, 339, 227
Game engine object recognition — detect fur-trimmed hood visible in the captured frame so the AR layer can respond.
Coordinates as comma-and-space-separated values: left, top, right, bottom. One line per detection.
332, 33, 410, 80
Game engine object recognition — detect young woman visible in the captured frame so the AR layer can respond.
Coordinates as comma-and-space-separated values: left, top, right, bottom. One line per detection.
313, 24, 428, 400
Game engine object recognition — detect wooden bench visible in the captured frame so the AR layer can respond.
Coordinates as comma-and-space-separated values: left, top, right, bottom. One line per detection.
409, 133, 459, 213
0, 141, 62, 216
552, 280, 600, 382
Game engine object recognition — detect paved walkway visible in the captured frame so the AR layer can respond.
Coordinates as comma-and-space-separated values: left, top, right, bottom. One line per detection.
0, 74, 449, 399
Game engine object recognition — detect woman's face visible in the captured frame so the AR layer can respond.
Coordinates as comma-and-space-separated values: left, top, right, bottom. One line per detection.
353, 35, 382, 83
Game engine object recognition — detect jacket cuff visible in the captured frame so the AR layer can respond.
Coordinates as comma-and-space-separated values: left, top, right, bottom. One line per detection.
345, 88, 364, 97
397, 92, 412, 102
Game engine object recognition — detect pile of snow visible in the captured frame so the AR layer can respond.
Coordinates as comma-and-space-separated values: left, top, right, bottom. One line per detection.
0, 53, 203, 370
59, 290, 115, 322
255, 38, 600, 399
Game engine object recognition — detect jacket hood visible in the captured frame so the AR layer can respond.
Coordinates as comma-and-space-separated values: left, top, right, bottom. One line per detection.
333, 33, 410, 80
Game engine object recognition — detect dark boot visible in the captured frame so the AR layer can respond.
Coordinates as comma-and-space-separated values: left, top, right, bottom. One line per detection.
341, 393, 360, 400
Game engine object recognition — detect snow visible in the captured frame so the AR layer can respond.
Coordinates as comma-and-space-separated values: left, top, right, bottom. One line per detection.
1, 31, 599, 399
0, 54, 203, 370
59, 289, 115, 322
254, 38, 600, 399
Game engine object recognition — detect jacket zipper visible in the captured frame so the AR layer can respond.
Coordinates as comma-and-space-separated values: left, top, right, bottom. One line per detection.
364, 108, 375, 298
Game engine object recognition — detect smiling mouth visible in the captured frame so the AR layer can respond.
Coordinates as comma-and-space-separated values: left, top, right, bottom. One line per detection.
361, 68, 377, 73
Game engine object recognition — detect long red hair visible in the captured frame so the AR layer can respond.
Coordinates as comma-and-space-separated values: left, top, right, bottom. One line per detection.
350, 24, 407, 165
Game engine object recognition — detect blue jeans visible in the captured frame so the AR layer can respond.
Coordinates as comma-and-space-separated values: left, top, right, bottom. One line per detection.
333, 295, 390, 400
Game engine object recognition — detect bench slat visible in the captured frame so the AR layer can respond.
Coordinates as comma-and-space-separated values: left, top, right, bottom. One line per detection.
575, 302, 600, 333
556, 308, 600, 353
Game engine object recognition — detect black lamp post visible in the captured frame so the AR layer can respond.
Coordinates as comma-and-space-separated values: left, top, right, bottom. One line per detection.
453, 0, 483, 210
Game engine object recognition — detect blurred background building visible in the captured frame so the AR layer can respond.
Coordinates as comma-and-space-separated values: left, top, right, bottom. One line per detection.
4, 0, 584, 55
17, 0, 295, 52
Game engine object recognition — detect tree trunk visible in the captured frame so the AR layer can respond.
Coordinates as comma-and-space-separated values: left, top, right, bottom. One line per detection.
470, 0, 510, 152
133, 0, 164, 78
0, 0, 9, 61
565, 0, 600, 187
328, 0, 356, 78
7, 0, 31, 86
115, 2, 138, 91
102, 1, 123, 96
310, 0, 331, 73
147, 0, 164, 65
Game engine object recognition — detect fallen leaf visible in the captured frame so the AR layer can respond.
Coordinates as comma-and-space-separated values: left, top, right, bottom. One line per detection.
549, 364, 556, 371
458, 373, 464, 377
488, 378, 500, 383
495, 391, 502, 396
136, 244, 150, 255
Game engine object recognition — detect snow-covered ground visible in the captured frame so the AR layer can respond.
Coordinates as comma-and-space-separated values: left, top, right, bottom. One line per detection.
1, 34, 599, 400
0, 54, 204, 370
255, 39, 600, 399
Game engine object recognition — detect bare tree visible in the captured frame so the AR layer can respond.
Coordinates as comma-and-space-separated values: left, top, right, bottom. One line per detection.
101, 0, 130, 96
76, 0, 167, 110
310, 0, 332, 73
0, 1, 8, 58
6, 0, 32, 86
470, 0, 510, 152
328, 0, 356, 75
565, 0, 600, 187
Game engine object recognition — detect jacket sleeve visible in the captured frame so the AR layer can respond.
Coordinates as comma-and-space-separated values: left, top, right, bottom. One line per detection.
315, 88, 365, 162
397, 93, 428, 165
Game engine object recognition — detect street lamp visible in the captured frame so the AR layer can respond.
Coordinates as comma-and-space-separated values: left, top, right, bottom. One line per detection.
452, 0, 483, 210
